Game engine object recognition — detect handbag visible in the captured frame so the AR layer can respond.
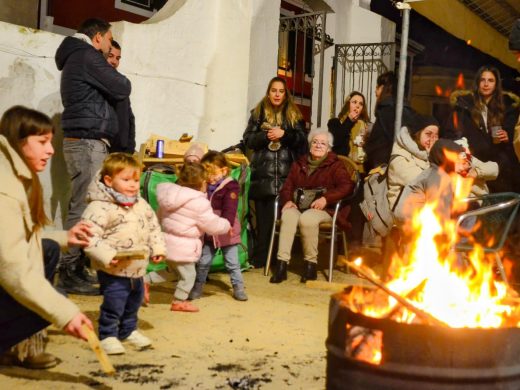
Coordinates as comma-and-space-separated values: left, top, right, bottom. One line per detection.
293, 187, 327, 211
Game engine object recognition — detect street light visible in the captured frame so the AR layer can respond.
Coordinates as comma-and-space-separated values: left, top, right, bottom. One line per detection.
393, 0, 424, 139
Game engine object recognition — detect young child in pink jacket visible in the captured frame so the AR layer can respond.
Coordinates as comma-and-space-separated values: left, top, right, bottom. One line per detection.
156, 162, 231, 312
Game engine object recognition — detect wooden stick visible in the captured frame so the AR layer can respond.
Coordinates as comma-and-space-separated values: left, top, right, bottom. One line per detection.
82, 324, 116, 375
346, 260, 449, 327
305, 280, 375, 291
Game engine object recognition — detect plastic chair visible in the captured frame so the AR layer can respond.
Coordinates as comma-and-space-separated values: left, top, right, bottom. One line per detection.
454, 192, 520, 284
264, 155, 361, 282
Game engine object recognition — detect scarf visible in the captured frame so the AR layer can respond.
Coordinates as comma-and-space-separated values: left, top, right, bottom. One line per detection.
307, 154, 327, 176
104, 184, 138, 207
207, 177, 225, 198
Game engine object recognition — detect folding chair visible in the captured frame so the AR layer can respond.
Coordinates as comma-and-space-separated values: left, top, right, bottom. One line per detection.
454, 192, 520, 285
264, 155, 361, 282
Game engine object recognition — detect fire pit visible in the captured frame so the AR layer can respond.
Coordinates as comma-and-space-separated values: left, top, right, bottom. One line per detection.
325, 181, 520, 389
327, 293, 520, 390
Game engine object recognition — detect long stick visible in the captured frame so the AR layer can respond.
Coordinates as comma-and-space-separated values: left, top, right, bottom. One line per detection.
82, 324, 116, 375
346, 260, 449, 327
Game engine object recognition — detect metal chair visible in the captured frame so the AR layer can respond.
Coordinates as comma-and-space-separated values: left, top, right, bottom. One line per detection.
264, 155, 361, 282
454, 192, 520, 285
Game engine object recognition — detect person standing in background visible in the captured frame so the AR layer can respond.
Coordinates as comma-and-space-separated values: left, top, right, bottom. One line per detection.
55, 18, 131, 295
107, 40, 136, 154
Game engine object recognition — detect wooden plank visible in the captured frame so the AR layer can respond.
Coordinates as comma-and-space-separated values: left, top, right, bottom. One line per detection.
82, 324, 116, 375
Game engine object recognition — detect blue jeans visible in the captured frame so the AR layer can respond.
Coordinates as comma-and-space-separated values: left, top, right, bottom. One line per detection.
61, 139, 107, 267
97, 271, 144, 340
0, 239, 61, 353
196, 244, 244, 287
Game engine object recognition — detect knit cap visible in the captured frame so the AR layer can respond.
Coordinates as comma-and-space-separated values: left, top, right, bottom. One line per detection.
409, 113, 439, 135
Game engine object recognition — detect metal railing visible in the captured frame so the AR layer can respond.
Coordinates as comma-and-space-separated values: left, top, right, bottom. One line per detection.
331, 42, 395, 119
278, 11, 333, 127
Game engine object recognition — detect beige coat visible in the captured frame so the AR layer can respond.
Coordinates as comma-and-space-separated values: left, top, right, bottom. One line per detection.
0, 135, 79, 329
83, 174, 166, 278
388, 127, 498, 209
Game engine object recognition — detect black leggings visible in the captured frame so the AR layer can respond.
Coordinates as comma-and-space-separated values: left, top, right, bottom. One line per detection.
0, 239, 60, 353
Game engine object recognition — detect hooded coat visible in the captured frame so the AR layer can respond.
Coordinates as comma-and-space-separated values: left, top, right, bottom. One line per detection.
55, 35, 131, 141
443, 90, 520, 193
82, 174, 166, 278
157, 183, 231, 262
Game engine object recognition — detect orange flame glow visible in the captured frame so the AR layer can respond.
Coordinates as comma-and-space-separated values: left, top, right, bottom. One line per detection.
344, 171, 519, 364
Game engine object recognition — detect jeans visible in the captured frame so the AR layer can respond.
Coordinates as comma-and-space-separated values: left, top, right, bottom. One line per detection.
0, 239, 61, 353
251, 198, 276, 267
196, 244, 244, 287
61, 138, 107, 268
97, 271, 143, 340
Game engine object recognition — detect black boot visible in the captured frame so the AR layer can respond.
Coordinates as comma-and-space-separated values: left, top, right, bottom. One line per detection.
300, 261, 317, 283
74, 264, 99, 284
269, 260, 287, 283
56, 267, 100, 296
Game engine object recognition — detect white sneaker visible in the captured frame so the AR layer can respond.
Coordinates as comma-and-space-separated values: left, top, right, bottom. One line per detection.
124, 330, 152, 349
100, 337, 125, 355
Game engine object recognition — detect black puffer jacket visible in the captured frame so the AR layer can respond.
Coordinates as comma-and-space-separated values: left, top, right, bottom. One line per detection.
55, 36, 131, 141
364, 96, 415, 172
243, 110, 307, 200
443, 90, 520, 193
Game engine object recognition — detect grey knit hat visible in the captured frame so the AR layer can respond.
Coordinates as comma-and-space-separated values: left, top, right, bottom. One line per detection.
509, 19, 520, 51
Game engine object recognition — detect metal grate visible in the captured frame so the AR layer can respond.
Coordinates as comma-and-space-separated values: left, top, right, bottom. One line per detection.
458, 0, 520, 37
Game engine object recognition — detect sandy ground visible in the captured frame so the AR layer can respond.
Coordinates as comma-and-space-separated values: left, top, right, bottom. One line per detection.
0, 260, 368, 390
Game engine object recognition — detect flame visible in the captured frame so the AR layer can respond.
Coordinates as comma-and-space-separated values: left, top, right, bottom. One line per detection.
344, 170, 520, 364
435, 85, 443, 96
456, 73, 465, 89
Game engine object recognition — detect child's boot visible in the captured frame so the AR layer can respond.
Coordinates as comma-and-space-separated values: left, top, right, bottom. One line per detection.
188, 282, 204, 300
232, 284, 248, 301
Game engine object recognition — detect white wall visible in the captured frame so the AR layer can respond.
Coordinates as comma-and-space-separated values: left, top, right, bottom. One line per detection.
0, 0, 281, 228
311, 0, 395, 127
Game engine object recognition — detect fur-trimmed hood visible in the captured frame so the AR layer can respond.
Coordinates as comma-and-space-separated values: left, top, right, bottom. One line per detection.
449, 89, 520, 110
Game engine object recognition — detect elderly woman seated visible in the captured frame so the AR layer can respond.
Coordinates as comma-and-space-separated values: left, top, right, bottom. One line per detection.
270, 129, 354, 284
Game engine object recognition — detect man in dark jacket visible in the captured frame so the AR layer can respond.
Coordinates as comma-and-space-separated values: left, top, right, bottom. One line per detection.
107, 40, 136, 154
55, 18, 131, 295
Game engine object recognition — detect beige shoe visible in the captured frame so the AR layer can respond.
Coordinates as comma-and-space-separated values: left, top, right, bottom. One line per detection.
100, 337, 126, 355
0, 351, 57, 369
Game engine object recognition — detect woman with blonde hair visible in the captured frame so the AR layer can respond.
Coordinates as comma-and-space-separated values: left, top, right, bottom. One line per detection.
0, 106, 93, 369
243, 76, 307, 269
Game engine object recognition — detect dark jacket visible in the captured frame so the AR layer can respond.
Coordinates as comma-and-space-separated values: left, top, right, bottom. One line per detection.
327, 117, 355, 157
279, 152, 354, 231
443, 90, 520, 193
110, 97, 136, 153
243, 110, 307, 200
55, 36, 131, 141
364, 96, 415, 172
206, 177, 241, 248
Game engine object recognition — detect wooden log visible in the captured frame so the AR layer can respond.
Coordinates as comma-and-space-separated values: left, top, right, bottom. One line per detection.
82, 324, 116, 375
346, 260, 449, 328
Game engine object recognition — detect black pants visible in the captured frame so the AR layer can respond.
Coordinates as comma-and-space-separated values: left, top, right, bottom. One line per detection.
251, 197, 276, 268
0, 239, 60, 353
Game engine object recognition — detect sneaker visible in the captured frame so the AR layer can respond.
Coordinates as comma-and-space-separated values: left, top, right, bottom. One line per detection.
232, 285, 248, 301
0, 351, 57, 369
170, 300, 199, 312
124, 330, 152, 349
100, 337, 125, 355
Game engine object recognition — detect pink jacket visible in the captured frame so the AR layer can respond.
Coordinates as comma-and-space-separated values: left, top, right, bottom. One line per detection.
157, 183, 231, 262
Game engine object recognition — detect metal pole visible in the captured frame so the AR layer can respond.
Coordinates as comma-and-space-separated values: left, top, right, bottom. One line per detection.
317, 13, 327, 127
394, 2, 411, 140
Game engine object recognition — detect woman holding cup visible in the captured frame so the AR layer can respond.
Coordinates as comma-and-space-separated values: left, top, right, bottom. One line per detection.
444, 65, 520, 193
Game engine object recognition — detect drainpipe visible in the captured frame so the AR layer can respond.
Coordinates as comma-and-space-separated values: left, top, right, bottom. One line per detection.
394, 1, 411, 140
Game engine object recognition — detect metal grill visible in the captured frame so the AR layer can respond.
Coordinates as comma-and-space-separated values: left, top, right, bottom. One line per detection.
458, 0, 520, 37
331, 42, 395, 119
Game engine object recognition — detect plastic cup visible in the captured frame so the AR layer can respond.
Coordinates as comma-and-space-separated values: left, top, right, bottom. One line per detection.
490, 126, 502, 144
